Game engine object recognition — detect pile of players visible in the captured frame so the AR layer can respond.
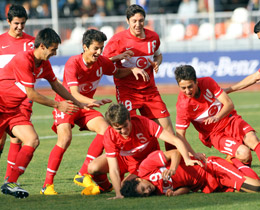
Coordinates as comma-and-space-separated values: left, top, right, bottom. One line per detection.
0, 4, 260, 199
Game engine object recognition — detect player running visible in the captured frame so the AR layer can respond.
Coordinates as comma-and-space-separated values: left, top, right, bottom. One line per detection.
121, 150, 260, 197
0, 28, 90, 199
0, 4, 35, 180
40, 29, 148, 195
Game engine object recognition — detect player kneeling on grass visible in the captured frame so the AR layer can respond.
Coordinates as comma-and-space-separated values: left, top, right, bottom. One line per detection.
120, 149, 260, 197
85, 103, 203, 199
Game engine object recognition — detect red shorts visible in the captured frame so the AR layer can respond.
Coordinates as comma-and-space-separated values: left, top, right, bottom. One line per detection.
52, 108, 103, 133
0, 111, 33, 138
116, 155, 141, 180
20, 98, 33, 120
209, 115, 254, 156
116, 87, 170, 119
204, 156, 246, 193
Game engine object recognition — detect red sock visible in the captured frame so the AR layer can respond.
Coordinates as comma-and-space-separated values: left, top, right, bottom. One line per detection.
43, 145, 65, 187
8, 145, 35, 183
254, 143, 260, 162
91, 174, 111, 191
79, 134, 104, 175
5, 142, 22, 179
231, 158, 259, 179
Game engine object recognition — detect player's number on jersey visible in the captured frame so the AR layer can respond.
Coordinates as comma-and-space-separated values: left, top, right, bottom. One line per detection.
149, 172, 162, 182
148, 40, 157, 54
136, 133, 148, 143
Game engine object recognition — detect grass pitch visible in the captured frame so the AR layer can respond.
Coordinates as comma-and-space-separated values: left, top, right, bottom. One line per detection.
0, 90, 260, 209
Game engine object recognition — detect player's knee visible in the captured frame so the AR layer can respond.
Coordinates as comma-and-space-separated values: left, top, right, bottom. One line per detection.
87, 162, 99, 175
236, 145, 252, 163
244, 131, 259, 149
57, 135, 72, 149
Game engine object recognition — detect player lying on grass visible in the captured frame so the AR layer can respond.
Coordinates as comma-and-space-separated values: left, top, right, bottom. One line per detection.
85, 103, 203, 199
120, 149, 260, 197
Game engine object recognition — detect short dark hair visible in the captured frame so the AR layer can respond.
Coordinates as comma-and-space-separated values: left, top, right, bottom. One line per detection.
82, 29, 107, 48
254, 21, 260, 34
34, 28, 61, 48
126, 4, 146, 20
174, 65, 197, 84
105, 103, 130, 126
120, 179, 142, 197
7, 4, 28, 22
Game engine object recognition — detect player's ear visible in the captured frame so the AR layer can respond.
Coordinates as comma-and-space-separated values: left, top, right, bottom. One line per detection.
39, 43, 46, 50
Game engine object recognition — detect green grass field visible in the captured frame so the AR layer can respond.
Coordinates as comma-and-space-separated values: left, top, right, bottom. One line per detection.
0, 91, 260, 209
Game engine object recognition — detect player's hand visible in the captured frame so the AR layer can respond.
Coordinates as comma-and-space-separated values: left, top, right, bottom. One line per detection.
107, 195, 124, 200
116, 50, 134, 62
165, 189, 176, 197
193, 153, 207, 163
204, 116, 220, 125
131, 67, 150, 82
148, 58, 159, 73
184, 159, 203, 167
79, 102, 102, 110
57, 100, 79, 115
93, 98, 112, 106
162, 169, 175, 181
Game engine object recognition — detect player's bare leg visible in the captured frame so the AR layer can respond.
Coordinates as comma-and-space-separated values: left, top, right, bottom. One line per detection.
153, 116, 176, 150
240, 176, 260, 192
0, 132, 7, 157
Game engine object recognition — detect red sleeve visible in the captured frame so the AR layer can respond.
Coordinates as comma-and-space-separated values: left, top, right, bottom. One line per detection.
175, 94, 190, 130
101, 56, 117, 75
140, 116, 163, 138
103, 127, 119, 158
102, 36, 120, 58
64, 56, 79, 87
138, 150, 166, 177
203, 77, 223, 98
40, 61, 57, 82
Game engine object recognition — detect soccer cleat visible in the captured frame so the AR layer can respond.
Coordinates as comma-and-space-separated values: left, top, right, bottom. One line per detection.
1, 182, 29, 199
73, 173, 97, 188
81, 185, 100, 196
40, 184, 58, 195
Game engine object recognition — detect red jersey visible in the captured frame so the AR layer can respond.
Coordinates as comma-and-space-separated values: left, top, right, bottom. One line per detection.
0, 32, 34, 68
55, 54, 116, 101
175, 77, 237, 147
0, 50, 56, 112
104, 115, 162, 161
103, 28, 160, 91
138, 151, 245, 195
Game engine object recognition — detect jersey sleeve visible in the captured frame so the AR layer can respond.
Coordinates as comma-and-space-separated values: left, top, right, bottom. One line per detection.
138, 150, 167, 177
103, 128, 119, 158
41, 61, 57, 82
175, 95, 190, 130
64, 57, 79, 87
14, 54, 36, 87
205, 77, 223, 98
102, 37, 120, 58
141, 116, 163, 138
101, 56, 117, 75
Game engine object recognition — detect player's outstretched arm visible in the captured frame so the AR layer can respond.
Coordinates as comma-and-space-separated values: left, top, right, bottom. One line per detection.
161, 150, 181, 180
165, 187, 190, 196
107, 157, 124, 200
224, 70, 260, 94
25, 86, 78, 114
109, 50, 134, 62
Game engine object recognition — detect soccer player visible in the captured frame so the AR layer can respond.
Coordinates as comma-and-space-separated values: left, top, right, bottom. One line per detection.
224, 21, 260, 94
40, 29, 148, 195
86, 103, 202, 199
120, 149, 260, 197
0, 4, 35, 180
174, 65, 260, 171
0, 28, 90, 199
102, 4, 176, 151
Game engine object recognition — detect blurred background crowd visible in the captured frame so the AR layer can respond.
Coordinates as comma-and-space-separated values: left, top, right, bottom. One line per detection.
0, 0, 259, 20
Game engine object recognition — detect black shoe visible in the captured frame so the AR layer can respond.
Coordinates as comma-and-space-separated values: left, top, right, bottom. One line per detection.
1, 182, 29, 199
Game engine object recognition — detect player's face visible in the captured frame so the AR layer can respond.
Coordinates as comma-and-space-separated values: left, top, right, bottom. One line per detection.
135, 178, 156, 197
178, 79, 199, 98
112, 119, 132, 139
83, 41, 104, 63
43, 43, 59, 60
127, 13, 145, 38
8, 17, 26, 38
